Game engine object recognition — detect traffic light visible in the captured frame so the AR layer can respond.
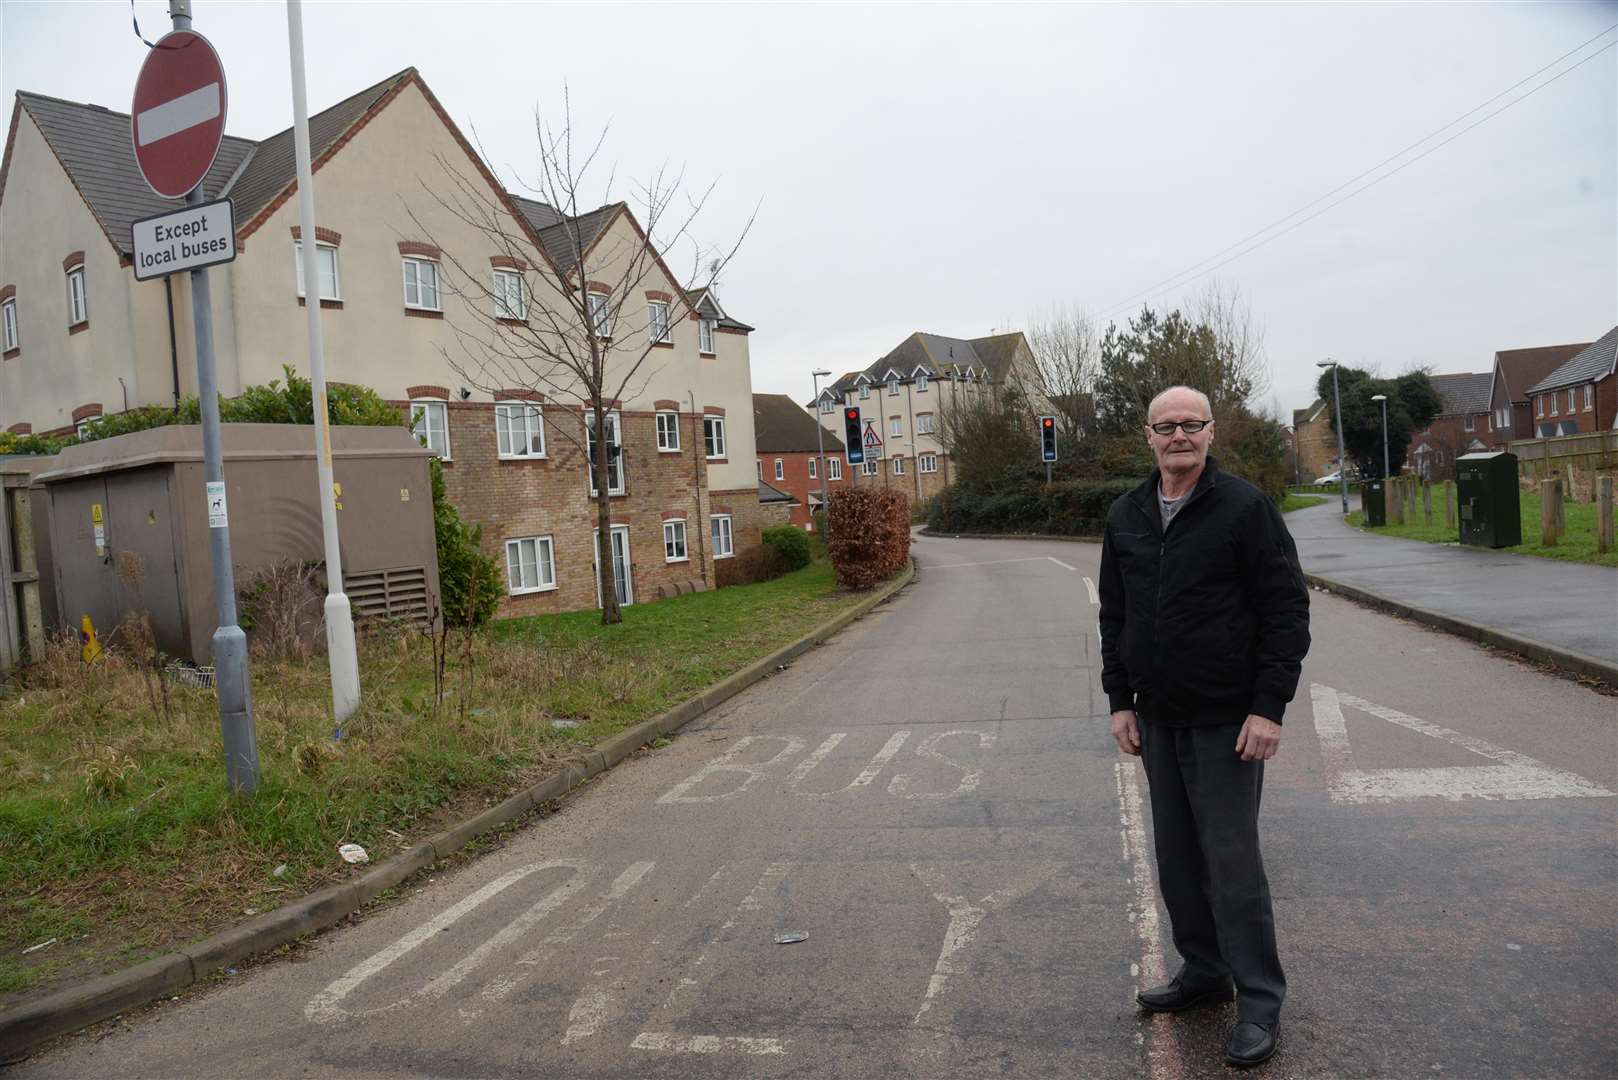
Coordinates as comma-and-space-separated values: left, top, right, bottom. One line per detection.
843, 406, 864, 464
1039, 415, 1057, 462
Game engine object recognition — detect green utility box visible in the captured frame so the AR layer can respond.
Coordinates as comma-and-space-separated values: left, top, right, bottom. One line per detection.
1362, 480, 1386, 526
1456, 451, 1520, 548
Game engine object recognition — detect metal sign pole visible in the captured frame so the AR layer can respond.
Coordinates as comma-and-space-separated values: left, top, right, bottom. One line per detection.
173, 0, 259, 793
288, 0, 360, 722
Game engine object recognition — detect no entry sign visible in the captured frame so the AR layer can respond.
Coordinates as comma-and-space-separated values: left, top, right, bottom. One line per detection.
130, 30, 228, 200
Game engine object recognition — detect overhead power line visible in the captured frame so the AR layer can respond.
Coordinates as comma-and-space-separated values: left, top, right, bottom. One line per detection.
1099, 25, 1618, 319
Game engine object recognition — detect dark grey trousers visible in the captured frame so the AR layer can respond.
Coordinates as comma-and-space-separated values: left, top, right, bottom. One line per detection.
1139, 719, 1285, 1024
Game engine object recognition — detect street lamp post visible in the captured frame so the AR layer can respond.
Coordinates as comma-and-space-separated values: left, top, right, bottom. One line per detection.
1371, 394, 1389, 480
811, 369, 832, 529
1317, 359, 1350, 515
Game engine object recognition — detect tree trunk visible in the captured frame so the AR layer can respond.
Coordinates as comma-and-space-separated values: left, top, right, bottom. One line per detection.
593, 399, 622, 625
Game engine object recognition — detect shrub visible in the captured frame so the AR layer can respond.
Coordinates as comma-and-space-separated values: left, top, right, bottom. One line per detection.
431, 459, 502, 627
929, 476, 1141, 536
827, 487, 911, 588
761, 524, 811, 572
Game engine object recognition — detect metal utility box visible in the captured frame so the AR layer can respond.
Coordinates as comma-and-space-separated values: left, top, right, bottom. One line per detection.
1361, 480, 1386, 527
1455, 451, 1521, 548
36, 424, 439, 663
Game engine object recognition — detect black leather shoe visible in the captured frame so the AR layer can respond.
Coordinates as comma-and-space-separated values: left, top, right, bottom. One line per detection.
1224, 1021, 1278, 1067
1135, 978, 1235, 1013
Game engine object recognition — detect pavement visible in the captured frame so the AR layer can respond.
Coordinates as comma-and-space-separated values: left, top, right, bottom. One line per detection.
1286, 497, 1618, 678
11, 534, 1615, 1079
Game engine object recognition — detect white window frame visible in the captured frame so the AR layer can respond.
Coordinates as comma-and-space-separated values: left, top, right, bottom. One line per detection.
495, 401, 545, 459
493, 269, 527, 320
293, 241, 341, 301
588, 291, 612, 339
774, 458, 784, 481
819, 397, 834, 414
917, 413, 935, 434
704, 415, 727, 459
410, 399, 450, 458
75, 413, 102, 439
892, 455, 906, 476
1550, 394, 1558, 417
656, 410, 681, 452
66, 265, 87, 326
1568, 388, 1577, 414
505, 535, 556, 595
919, 453, 937, 474
1, 298, 17, 351
648, 300, 672, 344
916, 373, 928, 392
698, 317, 715, 354
1462, 415, 1474, 432
860, 384, 870, 400
586, 410, 625, 495
663, 519, 689, 563
828, 457, 842, 481
1585, 385, 1595, 412
887, 376, 899, 396
861, 460, 879, 476
1536, 396, 1544, 418
710, 514, 734, 558
401, 257, 441, 311
889, 417, 902, 437
808, 457, 817, 479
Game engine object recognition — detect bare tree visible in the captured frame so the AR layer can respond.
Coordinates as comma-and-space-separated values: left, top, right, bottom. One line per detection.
1026, 305, 1099, 449
408, 89, 754, 624
1193, 279, 1271, 417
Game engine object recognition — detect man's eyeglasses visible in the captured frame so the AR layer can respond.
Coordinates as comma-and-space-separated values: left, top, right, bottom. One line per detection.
1148, 419, 1212, 436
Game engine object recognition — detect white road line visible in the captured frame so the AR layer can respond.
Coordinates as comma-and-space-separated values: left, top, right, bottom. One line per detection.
658, 735, 806, 804
888, 730, 996, 800
1115, 761, 1183, 1080
135, 83, 221, 145
305, 862, 555, 1024
1311, 683, 1616, 803
1048, 556, 1077, 572
631, 1032, 786, 1055
1083, 575, 1099, 605
563, 989, 613, 1045
429, 864, 596, 1006
661, 862, 794, 1014
909, 863, 1055, 1025
848, 730, 910, 788
926, 557, 1050, 569
786, 733, 846, 786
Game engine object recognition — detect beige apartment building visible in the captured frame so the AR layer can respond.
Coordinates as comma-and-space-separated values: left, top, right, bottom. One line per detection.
0, 68, 771, 616
809, 330, 1048, 504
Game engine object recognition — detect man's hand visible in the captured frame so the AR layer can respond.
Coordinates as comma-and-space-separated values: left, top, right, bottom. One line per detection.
1111, 709, 1141, 756
1235, 715, 1281, 761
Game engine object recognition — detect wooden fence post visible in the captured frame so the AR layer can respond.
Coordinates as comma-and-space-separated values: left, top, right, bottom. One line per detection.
1443, 480, 1455, 530
1599, 475, 1614, 555
1540, 479, 1558, 547
1553, 476, 1566, 536
1422, 482, 1433, 526
1389, 478, 1404, 524
1405, 476, 1417, 523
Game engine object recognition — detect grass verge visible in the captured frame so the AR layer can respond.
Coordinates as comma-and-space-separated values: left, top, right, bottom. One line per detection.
1346, 489, 1617, 568
0, 560, 872, 1002
1280, 494, 1327, 513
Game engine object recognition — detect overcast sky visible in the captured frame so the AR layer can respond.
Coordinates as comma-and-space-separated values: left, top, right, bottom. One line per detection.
4, 2, 1614, 417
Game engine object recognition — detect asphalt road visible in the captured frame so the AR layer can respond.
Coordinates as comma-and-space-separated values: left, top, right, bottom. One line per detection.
14, 534, 1617, 1079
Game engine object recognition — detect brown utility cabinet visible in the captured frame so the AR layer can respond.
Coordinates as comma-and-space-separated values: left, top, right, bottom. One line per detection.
36, 424, 438, 663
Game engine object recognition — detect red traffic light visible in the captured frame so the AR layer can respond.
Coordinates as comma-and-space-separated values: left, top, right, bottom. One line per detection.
1043, 417, 1053, 428
847, 409, 858, 420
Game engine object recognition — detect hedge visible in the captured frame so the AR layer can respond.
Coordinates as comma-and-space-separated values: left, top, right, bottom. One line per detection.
928, 476, 1143, 536
761, 524, 811, 572
827, 487, 910, 589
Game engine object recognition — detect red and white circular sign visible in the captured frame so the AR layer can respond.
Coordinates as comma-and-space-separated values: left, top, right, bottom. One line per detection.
130, 30, 229, 200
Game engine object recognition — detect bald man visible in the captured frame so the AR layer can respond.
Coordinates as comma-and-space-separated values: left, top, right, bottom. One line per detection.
1098, 385, 1310, 1068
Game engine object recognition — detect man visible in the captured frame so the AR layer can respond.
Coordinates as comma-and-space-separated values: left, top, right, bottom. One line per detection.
1098, 386, 1310, 1068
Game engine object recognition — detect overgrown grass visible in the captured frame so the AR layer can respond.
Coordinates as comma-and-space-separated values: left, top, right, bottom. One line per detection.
1346, 489, 1617, 568
1280, 494, 1327, 513
0, 561, 874, 1000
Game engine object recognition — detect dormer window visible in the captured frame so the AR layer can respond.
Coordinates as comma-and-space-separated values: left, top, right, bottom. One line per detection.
699, 317, 715, 354
916, 373, 928, 392
887, 376, 899, 395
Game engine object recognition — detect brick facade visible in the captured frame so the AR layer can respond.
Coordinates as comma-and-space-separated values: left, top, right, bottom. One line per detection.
760, 450, 849, 529
405, 400, 719, 616
710, 486, 789, 587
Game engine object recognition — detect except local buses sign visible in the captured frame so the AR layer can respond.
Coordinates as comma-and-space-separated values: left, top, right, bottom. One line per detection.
130, 198, 237, 281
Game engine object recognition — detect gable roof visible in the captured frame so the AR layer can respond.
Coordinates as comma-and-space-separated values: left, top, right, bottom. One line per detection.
758, 480, 797, 505
1493, 341, 1591, 404
1292, 399, 1327, 427
1429, 372, 1494, 417
1525, 326, 1618, 395
753, 393, 846, 454
7, 91, 256, 257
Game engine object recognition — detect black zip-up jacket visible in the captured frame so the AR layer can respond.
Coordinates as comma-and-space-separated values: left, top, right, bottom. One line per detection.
1098, 456, 1310, 726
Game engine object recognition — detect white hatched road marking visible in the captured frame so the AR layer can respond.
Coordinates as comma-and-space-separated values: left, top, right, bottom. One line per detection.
1083, 575, 1099, 605
631, 1032, 786, 1055
909, 863, 1057, 1025
135, 83, 221, 145
1310, 683, 1616, 803
1048, 556, 1077, 572
305, 861, 567, 1024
